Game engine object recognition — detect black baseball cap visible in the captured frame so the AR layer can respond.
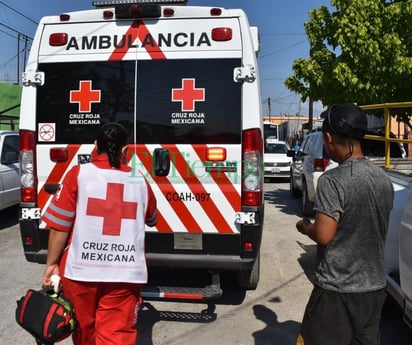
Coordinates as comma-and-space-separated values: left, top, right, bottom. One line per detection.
320, 103, 367, 140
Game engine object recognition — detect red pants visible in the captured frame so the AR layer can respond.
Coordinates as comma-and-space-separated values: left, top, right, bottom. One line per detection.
60, 256, 142, 345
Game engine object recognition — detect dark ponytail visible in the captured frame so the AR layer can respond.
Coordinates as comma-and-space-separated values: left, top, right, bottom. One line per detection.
95, 123, 128, 168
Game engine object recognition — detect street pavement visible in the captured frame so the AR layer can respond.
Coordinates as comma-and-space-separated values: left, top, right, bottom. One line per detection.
1, 181, 411, 345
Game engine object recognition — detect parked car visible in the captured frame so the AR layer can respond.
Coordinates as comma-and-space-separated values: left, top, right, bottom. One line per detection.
288, 128, 407, 217
0, 131, 19, 211
263, 139, 292, 180
287, 130, 337, 216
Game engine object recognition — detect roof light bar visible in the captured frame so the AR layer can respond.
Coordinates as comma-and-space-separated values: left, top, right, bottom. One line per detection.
93, 0, 187, 8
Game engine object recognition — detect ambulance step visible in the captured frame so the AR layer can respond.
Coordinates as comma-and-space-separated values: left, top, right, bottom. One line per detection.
141, 272, 222, 301
141, 285, 223, 301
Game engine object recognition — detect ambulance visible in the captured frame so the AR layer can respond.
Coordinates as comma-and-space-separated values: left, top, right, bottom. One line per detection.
18, 0, 264, 300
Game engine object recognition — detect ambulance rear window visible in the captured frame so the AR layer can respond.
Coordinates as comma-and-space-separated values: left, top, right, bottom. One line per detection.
36, 59, 241, 144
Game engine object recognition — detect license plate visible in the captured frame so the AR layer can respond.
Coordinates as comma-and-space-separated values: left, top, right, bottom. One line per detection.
174, 233, 203, 250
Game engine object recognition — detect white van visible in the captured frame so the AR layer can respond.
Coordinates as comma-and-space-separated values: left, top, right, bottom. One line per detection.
18, 0, 264, 300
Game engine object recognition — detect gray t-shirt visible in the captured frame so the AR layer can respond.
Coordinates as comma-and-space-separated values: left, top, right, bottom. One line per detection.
313, 157, 394, 292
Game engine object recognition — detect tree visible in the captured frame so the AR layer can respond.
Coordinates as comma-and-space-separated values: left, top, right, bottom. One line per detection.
285, 0, 412, 111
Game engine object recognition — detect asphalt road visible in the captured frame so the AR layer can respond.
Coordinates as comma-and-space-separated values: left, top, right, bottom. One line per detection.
1, 181, 411, 345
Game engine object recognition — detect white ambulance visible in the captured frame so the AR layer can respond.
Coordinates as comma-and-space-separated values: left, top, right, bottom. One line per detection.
19, 0, 264, 300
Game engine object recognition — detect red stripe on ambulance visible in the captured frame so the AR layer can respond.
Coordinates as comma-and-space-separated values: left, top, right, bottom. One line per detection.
109, 20, 166, 61
37, 145, 81, 209
192, 144, 241, 212
135, 145, 203, 233
163, 144, 235, 234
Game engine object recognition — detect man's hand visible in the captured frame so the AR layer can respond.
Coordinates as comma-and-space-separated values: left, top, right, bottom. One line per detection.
296, 213, 338, 246
296, 218, 312, 236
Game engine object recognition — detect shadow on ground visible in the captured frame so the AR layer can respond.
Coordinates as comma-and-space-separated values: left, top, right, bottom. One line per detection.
0, 204, 18, 230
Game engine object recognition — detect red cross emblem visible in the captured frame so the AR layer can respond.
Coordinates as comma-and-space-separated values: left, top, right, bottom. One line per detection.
172, 78, 205, 112
70, 80, 101, 113
86, 183, 138, 236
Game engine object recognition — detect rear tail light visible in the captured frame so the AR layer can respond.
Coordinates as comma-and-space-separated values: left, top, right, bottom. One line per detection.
19, 130, 37, 203
242, 128, 263, 206
314, 158, 329, 172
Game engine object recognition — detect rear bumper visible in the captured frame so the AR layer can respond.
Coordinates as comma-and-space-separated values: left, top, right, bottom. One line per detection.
19, 204, 264, 274
145, 204, 264, 273
19, 203, 48, 264
264, 166, 290, 178
146, 253, 256, 271
264, 171, 290, 178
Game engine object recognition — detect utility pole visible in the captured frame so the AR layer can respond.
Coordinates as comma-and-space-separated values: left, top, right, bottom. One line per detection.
308, 43, 313, 131
23, 34, 28, 71
308, 98, 313, 131
16, 33, 20, 85
268, 97, 271, 123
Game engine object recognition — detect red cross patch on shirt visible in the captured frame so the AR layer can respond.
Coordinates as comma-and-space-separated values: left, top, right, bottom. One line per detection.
86, 183, 138, 236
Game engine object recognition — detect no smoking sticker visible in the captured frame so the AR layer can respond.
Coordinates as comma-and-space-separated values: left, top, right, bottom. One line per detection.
38, 123, 56, 142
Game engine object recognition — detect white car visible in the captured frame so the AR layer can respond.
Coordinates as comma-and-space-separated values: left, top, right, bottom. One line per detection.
263, 140, 293, 180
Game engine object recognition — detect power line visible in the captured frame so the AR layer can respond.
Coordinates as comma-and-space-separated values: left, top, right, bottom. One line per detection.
0, 46, 29, 67
261, 33, 306, 37
0, 2, 35, 84
1, 53, 17, 67
0, 26, 14, 39
0, 1, 37, 25
259, 39, 308, 59
0, 21, 33, 40
262, 94, 296, 104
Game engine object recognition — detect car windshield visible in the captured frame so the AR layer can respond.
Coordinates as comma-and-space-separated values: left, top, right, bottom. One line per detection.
265, 143, 288, 154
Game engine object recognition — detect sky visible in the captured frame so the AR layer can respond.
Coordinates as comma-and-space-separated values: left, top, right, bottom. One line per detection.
0, 0, 332, 117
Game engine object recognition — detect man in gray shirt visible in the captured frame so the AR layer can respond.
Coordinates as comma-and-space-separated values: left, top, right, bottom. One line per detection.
296, 103, 394, 345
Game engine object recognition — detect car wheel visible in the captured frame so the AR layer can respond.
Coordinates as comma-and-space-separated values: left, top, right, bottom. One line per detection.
302, 180, 314, 217
290, 171, 300, 198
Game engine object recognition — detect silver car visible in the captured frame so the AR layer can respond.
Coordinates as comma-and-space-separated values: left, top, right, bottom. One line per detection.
0, 131, 19, 211
288, 130, 337, 216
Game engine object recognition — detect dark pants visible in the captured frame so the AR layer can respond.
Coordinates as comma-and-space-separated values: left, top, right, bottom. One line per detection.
301, 285, 386, 345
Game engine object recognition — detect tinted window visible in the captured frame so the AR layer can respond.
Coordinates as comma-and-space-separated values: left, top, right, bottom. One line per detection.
264, 124, 278, 140
361, 138, 403, 158
299, 132, 329, 159
1, 135, 18, 162
264, 143, 288, 154
37, 59, 241, 145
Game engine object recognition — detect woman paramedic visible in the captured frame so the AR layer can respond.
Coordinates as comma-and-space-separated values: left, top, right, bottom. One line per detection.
41, 122, 158, 345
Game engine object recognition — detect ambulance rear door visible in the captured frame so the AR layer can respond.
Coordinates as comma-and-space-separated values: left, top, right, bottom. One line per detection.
20, 3, 263, 297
